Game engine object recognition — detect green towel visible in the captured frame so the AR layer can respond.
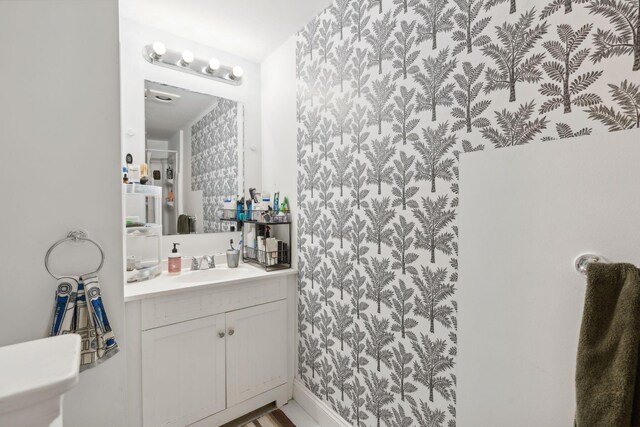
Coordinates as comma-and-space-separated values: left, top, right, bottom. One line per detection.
576, 263, 640, 426
177, 214, 190, 234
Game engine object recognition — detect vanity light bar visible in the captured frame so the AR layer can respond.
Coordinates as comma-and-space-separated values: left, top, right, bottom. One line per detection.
142, 43, 243, 86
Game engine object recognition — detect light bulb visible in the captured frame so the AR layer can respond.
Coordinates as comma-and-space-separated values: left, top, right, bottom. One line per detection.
151, 41, 166, 59
231, 65, 244, 79
181, 50, 194, 65
207, 58, 221, 73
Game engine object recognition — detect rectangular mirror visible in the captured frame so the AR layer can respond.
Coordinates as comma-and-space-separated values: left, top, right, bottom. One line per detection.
144, 80, 244, 235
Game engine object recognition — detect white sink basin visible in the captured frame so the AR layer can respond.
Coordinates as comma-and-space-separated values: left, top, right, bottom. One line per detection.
171, 264, 258, 284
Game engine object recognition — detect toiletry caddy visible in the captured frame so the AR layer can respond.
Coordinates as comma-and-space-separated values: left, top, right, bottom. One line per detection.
241, 219, 291, 272
219, 206, 292, 272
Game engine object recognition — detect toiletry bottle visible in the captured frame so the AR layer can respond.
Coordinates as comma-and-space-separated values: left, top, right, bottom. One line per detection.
168, 243, 181, 275
274, 192, 280, 214
236, 197, 243, 220
246, 200, 253, 221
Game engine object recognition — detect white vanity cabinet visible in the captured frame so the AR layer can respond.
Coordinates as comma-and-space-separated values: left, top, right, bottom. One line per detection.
125, 270, 296, 427
225, 300, 287, 407
141, 314, 227, 427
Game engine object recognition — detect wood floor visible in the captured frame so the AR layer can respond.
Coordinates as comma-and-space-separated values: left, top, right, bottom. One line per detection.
221, 400, 319, 427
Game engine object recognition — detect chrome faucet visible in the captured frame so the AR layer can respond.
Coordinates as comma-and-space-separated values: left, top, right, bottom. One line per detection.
201, 255, 215, 269
191, 255, 215, 271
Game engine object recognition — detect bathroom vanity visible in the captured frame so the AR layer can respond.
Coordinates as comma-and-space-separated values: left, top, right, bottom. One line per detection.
124, 264, 297, 426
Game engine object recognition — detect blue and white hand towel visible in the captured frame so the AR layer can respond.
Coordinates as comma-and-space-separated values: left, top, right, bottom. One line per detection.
50, 275, 119, 371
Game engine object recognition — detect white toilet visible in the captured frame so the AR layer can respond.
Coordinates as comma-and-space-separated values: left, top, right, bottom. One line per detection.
0, 335, 81, 427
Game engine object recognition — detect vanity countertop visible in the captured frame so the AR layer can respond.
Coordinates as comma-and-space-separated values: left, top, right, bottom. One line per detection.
124, 263, 297, 302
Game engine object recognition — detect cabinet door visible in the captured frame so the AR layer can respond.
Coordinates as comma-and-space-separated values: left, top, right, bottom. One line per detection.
226, 300, 287, 407
142, 314, 226, 427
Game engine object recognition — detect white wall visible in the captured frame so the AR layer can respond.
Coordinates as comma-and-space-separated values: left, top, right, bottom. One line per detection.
119, 17, 260, 255
0, 1, 126, 426
260, 36, 297, 266
457, 129, 640, 426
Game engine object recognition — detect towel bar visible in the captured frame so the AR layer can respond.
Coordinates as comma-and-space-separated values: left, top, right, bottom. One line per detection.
574, 253, 602, 276
45, 230, 105, 280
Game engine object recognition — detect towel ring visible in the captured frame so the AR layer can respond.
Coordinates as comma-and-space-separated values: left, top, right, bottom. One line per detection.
45, 230, 105, 280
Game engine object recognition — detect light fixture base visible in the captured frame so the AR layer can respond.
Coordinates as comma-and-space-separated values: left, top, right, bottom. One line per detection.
142, 45, 242, 86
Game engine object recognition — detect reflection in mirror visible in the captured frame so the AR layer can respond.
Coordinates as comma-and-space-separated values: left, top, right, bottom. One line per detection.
144, 81, 244, 235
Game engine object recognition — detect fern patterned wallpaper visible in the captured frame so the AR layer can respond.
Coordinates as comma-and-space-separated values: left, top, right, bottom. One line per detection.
295, 0, 639, 425
191, 98, 238, 233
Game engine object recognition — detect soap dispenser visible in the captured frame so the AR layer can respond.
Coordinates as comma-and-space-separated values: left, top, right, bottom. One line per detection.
168, 243, 181, 275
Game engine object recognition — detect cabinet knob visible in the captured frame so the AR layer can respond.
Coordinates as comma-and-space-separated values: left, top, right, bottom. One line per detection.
218, 332, 225, 338
228, 329, 235, 336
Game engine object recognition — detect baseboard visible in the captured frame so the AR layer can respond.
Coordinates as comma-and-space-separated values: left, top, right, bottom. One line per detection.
292, 379, 350, 427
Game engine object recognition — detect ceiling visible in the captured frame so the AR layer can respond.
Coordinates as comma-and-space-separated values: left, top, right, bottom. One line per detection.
145, 81, 218, 141
119, 0, 332, 62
